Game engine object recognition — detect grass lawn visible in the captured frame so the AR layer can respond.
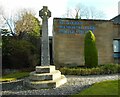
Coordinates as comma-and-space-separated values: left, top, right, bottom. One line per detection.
0, 71, 29, 82
74, 80, 119, 96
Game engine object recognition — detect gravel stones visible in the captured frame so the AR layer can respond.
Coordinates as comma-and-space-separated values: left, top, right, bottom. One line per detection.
1, 74, 119, 95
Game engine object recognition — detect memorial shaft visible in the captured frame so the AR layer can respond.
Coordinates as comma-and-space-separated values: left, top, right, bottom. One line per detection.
39, 6, 51, 66
24, 6, 67, 89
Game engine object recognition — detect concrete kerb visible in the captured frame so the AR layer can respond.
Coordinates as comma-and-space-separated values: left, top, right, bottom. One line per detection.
1, 79, 24, 91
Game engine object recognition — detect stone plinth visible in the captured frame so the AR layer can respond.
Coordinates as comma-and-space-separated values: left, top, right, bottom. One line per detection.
24, 66, 67, 89
36, 66, 55, 73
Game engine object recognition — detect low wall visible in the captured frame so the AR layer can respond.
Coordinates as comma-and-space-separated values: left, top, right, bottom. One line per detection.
1, 79, 23, 91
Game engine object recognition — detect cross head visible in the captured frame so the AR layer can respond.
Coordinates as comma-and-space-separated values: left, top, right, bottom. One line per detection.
39, 6, 51, 19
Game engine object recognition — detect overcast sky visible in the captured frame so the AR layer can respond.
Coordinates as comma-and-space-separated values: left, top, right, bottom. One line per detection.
0, 0, 119, 36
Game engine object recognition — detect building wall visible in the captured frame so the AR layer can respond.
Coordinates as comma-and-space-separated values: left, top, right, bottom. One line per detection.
94, 21, 114, 64
113, 24, 120, 64
113, 24, 120, 38
53, 18, 116, 67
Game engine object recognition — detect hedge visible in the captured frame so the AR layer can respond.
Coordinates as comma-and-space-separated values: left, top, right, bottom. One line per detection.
60, 64, 120, 75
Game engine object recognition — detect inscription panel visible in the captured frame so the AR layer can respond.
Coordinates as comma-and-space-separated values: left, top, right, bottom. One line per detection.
53, 18, 96, 34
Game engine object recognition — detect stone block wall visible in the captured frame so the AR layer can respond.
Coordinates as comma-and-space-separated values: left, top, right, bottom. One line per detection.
53, 18, 116, 67
113, 24, 120, 38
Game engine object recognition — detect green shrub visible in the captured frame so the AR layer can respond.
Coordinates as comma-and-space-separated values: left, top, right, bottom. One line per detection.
90, 68, 101, 75
2, 37, 39, 69
118, 65, 120, 73
84, 30, 98, 68
60, 64, 119, 76
100, 64, 118, 74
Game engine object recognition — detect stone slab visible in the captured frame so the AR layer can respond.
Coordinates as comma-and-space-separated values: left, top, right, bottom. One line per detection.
29, 70, 61, 81
28, 75, 67, 89
36, 66, 55, 73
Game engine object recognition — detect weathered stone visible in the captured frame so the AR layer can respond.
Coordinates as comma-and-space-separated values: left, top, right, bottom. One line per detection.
36, 66, 55, 73
24, 6, 67, 89
39, 6, 51, 66
27, 75, 67, 89
26, 65, 67, 89
29, 70, 61, 81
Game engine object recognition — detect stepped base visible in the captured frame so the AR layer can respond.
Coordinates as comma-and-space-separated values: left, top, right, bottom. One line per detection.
26, 75, 67, 89
24, 65, 67, 89
36, 66, 55, 73
29, 70, 61, 81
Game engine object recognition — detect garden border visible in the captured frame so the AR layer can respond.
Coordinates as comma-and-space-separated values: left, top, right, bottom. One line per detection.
1, 79, 24, 91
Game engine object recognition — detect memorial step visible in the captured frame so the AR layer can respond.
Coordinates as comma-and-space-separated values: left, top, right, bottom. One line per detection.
28, 75, 67, 89
29, 70, 61, 81
36, 66, 55, 73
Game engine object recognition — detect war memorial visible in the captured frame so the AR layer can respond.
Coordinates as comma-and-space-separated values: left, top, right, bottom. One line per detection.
24, 6, 67, 89
1, 5, 120, 96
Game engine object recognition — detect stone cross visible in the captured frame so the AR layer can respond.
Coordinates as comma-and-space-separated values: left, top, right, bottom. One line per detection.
39, 6, 51, 66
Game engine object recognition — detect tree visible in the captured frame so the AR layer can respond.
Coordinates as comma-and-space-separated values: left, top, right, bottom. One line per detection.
0, 5, 15, 36
15, 9, 41, 39
1, 28, 11, 36
75, 5, 80, 19
84, 30, 98, 68
89, 6, 106, 19
0, 5, 4, 26
0, 7, 41, 37
2, 37, 39, 69
1, 8, 41, 69
64, 3, 106, 19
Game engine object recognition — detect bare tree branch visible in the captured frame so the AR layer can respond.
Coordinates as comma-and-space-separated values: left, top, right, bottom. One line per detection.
64, 3, 106, 19
2, 15, 15, 36
0, 5, 16, 36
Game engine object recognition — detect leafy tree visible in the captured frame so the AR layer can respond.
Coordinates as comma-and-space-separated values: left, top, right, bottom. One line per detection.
1, 29, 11, 36
84, 30, 98, 68
0, 7, 41, 37
15, 10, 41, 39
1, 9, 41, 69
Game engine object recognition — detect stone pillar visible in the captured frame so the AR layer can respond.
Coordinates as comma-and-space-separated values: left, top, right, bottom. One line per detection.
39, 6, 51, 66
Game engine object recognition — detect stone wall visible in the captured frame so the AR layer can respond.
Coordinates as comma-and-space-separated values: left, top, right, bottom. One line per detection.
53, 34, 84, 67
113, 24, 120, 39
1, 79, 23, 91
113, 24, 120, 64
94, 21, 114, 64
53, 18, 116, 67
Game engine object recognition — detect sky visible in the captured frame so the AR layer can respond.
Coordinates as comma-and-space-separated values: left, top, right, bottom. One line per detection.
0, 0, 120, 36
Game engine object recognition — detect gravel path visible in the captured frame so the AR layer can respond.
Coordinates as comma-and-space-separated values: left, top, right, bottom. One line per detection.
1, 74, 119, 96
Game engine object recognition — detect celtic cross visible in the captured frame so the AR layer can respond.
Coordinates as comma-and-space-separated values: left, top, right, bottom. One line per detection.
39, 6, 51, 66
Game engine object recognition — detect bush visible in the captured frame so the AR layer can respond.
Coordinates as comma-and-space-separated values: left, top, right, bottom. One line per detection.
100, 64, 119, 74
118, 65, 120, 73
84, 30, 98, 68
60, 64, 119, 76
2, 37, 39, 69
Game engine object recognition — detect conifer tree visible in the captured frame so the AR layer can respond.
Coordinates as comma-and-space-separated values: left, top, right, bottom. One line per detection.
84, 30, 98, 68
